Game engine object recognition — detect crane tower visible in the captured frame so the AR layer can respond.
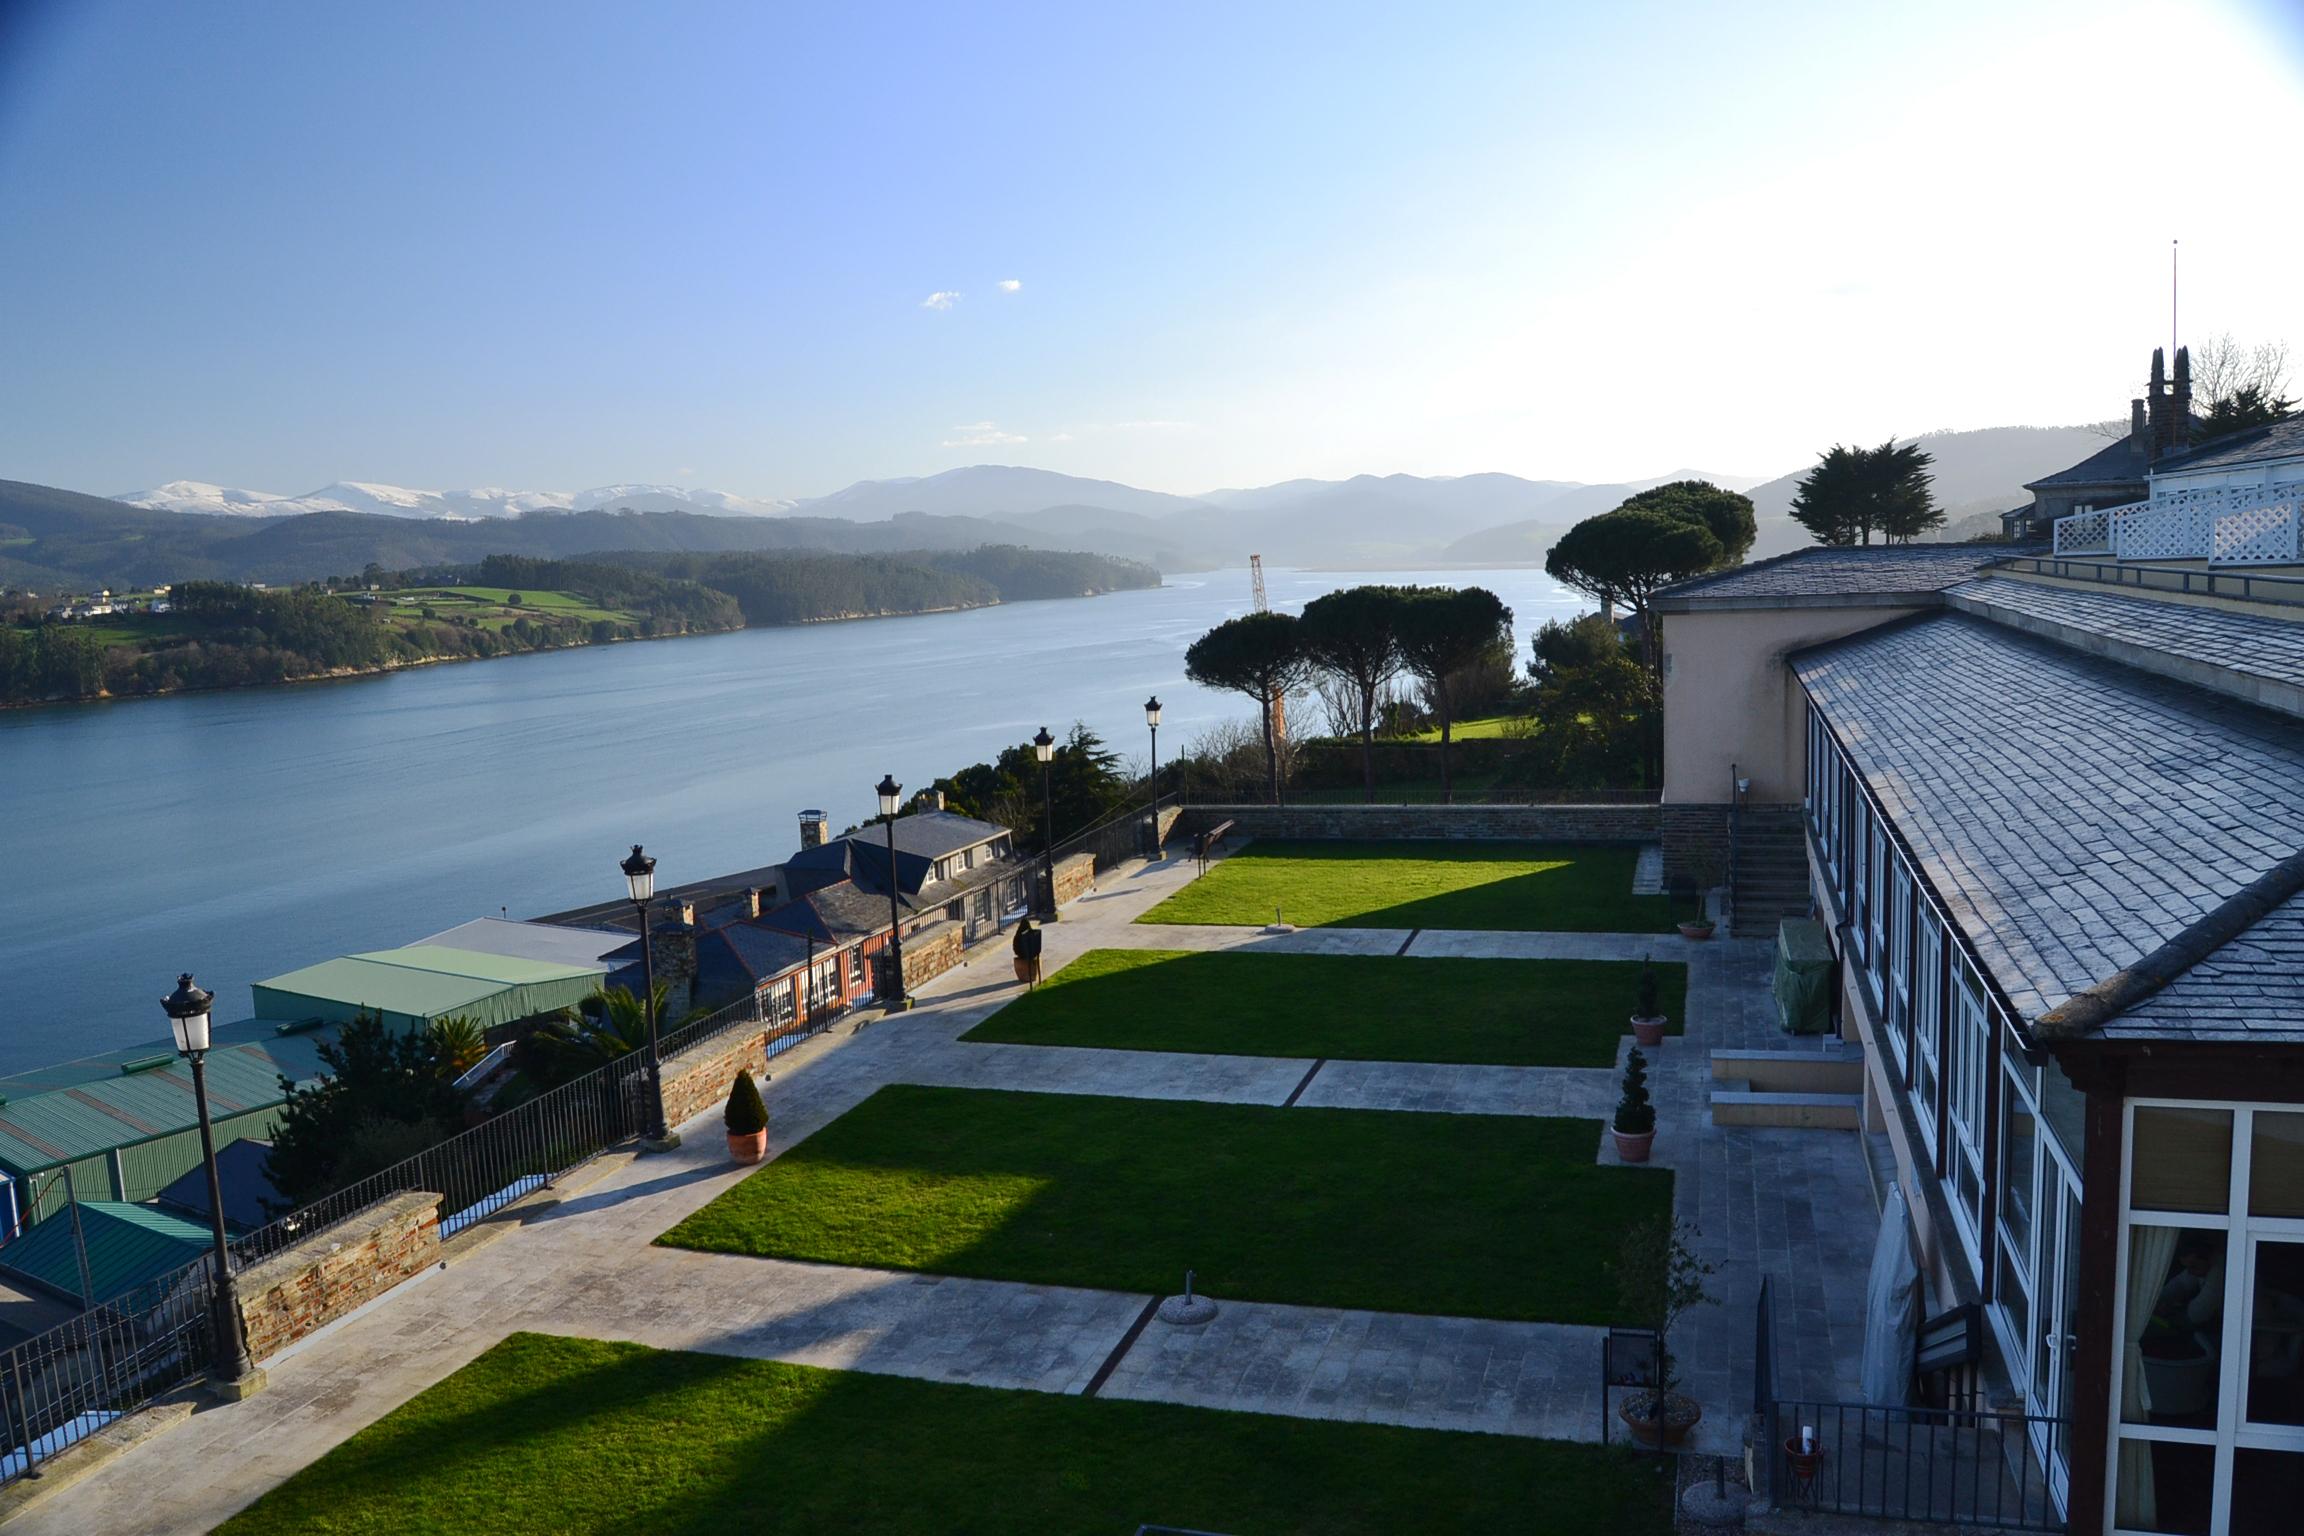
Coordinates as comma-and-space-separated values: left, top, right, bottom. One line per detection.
1249, 554, 1287, 744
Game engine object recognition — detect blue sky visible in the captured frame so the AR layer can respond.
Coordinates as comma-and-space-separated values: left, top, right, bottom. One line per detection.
1, 0, 2300, 500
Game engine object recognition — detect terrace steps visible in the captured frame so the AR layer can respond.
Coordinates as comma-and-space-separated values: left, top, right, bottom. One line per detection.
1732, 807, 1812, 939
1709, 1044, 1865, 1129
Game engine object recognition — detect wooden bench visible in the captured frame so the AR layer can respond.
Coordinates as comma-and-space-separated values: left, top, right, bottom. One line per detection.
1192, 819, 1236, 872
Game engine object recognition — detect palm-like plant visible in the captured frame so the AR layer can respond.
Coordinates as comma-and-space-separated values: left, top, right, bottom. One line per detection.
425, 1015, 489, 1078
522, 983, 671, 1083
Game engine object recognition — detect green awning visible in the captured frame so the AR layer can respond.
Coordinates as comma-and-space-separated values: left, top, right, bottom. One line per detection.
252, 945, 604, 1032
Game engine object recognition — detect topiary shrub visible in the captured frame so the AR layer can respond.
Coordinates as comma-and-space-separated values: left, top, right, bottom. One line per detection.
1614, 1047, 1655, 1136
723, 1068, 768, 1136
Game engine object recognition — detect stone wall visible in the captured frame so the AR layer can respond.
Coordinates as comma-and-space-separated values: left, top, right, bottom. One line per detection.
1658, 802, 1732, 890
900, 919, 965, 989
238, 1189, 441, 1361
659, 1024, 771, 1134
1171, 803, 1659, 843
1053, 850, 1096, 905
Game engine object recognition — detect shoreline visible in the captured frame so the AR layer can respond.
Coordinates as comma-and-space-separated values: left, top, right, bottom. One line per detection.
0, 584, 1154, 713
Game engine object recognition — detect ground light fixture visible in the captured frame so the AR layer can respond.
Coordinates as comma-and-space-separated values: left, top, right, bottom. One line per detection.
875, 774, 910, 1009
162, 972, 259, 1392
1032, 726, 1059, 921
620, 845, 674, 1148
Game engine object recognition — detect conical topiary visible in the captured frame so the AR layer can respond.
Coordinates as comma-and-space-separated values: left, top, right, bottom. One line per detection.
723, 1068, 769, 1136
1614, 1047, 1655, 1136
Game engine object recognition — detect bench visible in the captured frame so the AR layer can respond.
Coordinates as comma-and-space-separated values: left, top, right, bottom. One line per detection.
1193, 819, 1236, 871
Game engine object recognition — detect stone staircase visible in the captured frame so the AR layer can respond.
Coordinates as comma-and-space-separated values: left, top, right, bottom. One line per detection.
1710, 1044, 1865, 1129
1733, 805, 1813, 939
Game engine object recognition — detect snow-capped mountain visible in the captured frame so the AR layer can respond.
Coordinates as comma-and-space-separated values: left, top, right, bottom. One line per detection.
115, 480, 793, 521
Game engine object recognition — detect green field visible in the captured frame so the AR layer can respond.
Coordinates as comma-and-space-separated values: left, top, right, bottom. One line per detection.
962, 948, 1683, 1066
381, 586, 632, 631
1408, 714, 1528, 741
217, 1333, 1673, 1536
1142, 839, 1671, 932
658, 1085, 1669, 1324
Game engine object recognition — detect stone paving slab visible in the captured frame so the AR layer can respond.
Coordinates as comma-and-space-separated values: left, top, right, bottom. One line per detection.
1295, 1058, 1618, 1120
1405, 929, 1727, 962
1115, 923, 1413, 955
1098, 1297, 1607, 1442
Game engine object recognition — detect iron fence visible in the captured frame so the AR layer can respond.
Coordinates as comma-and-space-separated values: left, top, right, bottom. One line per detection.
1769, 1397, 2066, 1530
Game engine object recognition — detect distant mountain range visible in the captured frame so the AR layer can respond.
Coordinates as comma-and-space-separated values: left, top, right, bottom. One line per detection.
16, 424, 2106, 591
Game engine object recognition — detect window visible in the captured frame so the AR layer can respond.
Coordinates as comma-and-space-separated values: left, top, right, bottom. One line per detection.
1852, 800, 1873, 961
1912, 914, 1943, 1155
1887, 860, 1913, 1061
1945, 958, 1990, 1262
2112, 1101, 2304, 1536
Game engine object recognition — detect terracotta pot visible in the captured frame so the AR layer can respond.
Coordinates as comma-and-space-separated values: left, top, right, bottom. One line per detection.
727, 1129, 768, 1164
1611, 1126, 1656, 1163
1782, 1435, 1821, 1483
1630, 1014, 1667, 1048
1619, 1391, 1700, 1448
1677, 920, 1716, 941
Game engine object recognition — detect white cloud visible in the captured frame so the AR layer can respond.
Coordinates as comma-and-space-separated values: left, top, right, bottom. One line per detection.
1049, 432, 1075, 443
996, 279, 1022, 293
920, 290, 960, 310
942, 421, 1028, 448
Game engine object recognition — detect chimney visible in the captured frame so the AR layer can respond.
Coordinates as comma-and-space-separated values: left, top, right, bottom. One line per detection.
677, 899, 696, 927
2130, 397, 2148, 449
744, 887, 762, 919
798, 809, 827, 849
2172, 345, 2193, 452
933, 789, 946, 812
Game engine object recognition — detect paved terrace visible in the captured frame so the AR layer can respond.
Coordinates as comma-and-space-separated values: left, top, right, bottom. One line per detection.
18, 846, 1875, 1534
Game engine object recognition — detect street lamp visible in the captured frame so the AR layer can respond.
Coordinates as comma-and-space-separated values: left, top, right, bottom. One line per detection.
875, 773, 910, 1010
1032, 726, 1058, 921
620, 844, 674, 1148
162, 973, 257, 1391
1144, 695, 1163, 804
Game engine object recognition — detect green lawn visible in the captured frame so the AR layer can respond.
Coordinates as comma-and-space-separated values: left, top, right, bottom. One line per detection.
1142, 839, 1671, 932
1408, 714, 1527, 741
218, 1333, 1672, 1536
659, 1085, 1670, 1324
962, 948, 1684, 1067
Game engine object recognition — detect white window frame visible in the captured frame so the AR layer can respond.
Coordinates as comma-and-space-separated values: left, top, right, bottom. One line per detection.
1912, 911, 1943, 1158
1887, 860, 1913, 1072
2110, 1098, 2304, 1535
1944, 956, 1991, 1269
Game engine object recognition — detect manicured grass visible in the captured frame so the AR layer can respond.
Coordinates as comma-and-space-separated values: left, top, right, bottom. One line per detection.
962, 948, 1685, 1067
659, 1085, 1671, 1324
1141, 839, 1672, 932
1408, 714, 1527, 741
218, 1333, 1673, 1536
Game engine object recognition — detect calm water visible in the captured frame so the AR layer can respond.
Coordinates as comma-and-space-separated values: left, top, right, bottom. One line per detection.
0, 566, 1580, 1072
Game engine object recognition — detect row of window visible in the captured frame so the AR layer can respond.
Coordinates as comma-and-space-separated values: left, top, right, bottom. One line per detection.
1805, 702, 2083, 1469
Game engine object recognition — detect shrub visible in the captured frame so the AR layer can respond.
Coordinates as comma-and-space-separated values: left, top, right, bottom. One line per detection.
1614, 1047, 1655, 1136
724, 1069, 769, 1136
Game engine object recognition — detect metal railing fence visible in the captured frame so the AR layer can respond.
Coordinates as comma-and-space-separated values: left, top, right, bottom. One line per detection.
1770, 1397, 2066, 1530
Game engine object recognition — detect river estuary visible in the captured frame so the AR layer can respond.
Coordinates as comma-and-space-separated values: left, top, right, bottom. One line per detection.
0, 565, 1582, 1072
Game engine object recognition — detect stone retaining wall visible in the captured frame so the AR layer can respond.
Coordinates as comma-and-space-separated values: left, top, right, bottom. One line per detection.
1053, 850, 1096, 905
901, 919, 965, 988
1170, 803, 1659, 843
659, 1024, 773, 1134
1657, 802, 1732, 889
238, 1189, 442, 1361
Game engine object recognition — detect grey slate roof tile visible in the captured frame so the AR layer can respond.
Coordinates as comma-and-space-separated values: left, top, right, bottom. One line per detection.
1795, 612, 2304, 1039
2149, 413, 2304, 476
1946, 576, 2304, 697
1658, 544, 2023, 604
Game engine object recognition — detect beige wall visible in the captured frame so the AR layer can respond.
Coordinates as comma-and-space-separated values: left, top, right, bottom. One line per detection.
1660, 604, 1924, 804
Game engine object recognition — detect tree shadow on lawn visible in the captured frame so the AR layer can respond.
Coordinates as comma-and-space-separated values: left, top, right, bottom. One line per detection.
219, 1332, 1674, 1536
1149, 841, 1673, 933
961, 948, 1687, 1068
654, 1085, 1672, 1326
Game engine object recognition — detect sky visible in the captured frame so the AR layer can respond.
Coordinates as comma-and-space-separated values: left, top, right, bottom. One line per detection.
1, 0, 2301, 502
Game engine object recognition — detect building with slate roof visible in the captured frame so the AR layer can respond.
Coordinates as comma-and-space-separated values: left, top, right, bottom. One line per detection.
1657, 534, 2304, 1532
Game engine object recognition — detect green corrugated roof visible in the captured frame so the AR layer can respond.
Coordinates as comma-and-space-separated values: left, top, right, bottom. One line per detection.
253, 945, 601, 1023
0, 1201, 209, 1305
0, 1028, 329, 1176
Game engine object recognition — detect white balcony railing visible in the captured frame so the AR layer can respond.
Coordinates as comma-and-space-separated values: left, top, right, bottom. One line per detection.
2052, 480, 2304, 566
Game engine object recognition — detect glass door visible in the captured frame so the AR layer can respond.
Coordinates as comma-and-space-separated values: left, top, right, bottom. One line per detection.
2030, 1167, 2082, 1511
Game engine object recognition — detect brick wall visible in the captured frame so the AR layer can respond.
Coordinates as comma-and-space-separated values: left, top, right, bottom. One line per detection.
1052, 850, 1096, 905
659, 1025, 771, 1134
1657, 803, 1731, 889
1171, 803, 1660, 843
237, 1189, 441, 1361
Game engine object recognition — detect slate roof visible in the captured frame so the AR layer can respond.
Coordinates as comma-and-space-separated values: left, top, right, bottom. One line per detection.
0, 1202, 210, 1306
2116, 891, 2304, 1042
411, 918, 626, 971
153, 1138, 280, 1233
1945, 576, 2304, 712
1794, 612, 2304, 1038
755, 880, 898, 944
2151, 413, 2304, 476
2026, 433, 2154, 490
698, 924, 812, 984
1655, 545, 2022, 608
860, 809, 1009, 862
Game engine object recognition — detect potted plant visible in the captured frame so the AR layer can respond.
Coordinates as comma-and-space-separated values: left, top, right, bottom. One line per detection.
1629, 958, 1668, 1048
1615, 1215, 1716, 1449
723, 1068, 770, 1163
1676, 846, 1722, 940
1612, 1047, 1657, 1163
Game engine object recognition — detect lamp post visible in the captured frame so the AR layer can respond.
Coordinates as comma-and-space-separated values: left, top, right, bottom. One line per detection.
875, 774, 910, 1010
620, 844, 674, 1148
1033, 726, 1059, 920
162, 973, 258, 1393
1144, 694, 1165, 858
